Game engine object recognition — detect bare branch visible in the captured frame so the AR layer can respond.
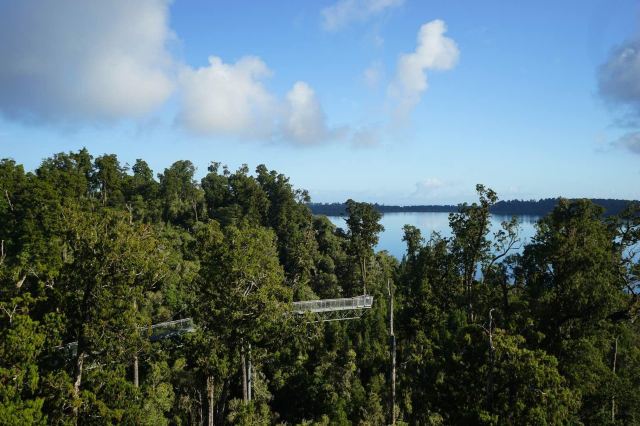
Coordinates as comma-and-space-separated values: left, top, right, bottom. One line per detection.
0, 304, 18, 324
16, 274, 26, 289
4, 189, 14, 212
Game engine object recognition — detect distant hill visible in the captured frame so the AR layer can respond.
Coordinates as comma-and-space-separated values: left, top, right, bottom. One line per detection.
309, 198, 637, 217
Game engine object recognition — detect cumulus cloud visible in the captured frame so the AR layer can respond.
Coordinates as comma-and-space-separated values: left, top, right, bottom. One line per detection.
598, 38, 640, 155
178, 67, 340, 146
0, 0, 374, 148
599, 38, 640, 110
322, 0, 404, 32
178, 56, 276, 138
282, 82, 340, 145
613, 132, 640, 154
388, 20, 459, 121
0, 0, 174, 123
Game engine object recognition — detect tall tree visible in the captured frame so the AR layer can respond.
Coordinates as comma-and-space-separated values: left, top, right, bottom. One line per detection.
56, 208, 172, 419
345, 199, 384, 295
522, 199, 631, 422
192, 220, 292, 423
449, 184, 497, 323
158, 160, 205, 227
92, 154, 127, 207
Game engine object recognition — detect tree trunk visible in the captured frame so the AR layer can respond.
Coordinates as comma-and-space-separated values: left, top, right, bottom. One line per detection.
612, 336, 618, 423
133, 354, 139, 388
247, 344, 252, 402
360, 257, 367, 295
389, 280, 396, 426
72, 348, 85, 418
207, 375, 215, 426
241, 349, 248, 403
198, 390, 203, 426
132, 298, 139, 388
486, 309, 495, 413
217, 378, 230, 425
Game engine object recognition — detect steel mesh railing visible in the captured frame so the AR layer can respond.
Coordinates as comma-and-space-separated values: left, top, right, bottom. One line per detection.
292, 295, 374, 314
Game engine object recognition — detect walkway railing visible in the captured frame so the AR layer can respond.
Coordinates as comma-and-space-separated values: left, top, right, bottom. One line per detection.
57, 318, 196, 355
149, 318, 195, 341
292, 295, 374, 314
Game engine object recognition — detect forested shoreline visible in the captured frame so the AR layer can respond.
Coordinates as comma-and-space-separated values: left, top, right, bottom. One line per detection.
1, 149, 639, 425
309, 198, 635, 217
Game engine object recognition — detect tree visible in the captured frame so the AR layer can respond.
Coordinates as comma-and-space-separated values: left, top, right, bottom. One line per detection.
35, 149, 93, 202
449, 184, 497, 323
345, 200, 384, 295
92, 154, 127, 207
55, 208, 172, 420
192, 220, 292, 423
158, 160, 205, 227
521, 199, 631, 422
0, 291, 47, 425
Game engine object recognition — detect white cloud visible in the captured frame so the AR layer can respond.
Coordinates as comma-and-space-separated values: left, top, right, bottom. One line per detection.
0, 0, 174, 122
0, 0, 378, 148
322, 0, 404, 32
282, 82, 337, 145
598, 38, 640, 155
388, 20, 459, 121
351, 127, 380, 148
363, 61, 384, 87
411, 178, 452, 201
179, 67, 341, 146
613, 132, 640, 154
178, 56, 276, 138
599, 39, 640, 109
416, 178, 445, 192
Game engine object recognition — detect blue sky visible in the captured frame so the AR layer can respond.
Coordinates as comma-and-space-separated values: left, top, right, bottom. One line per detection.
1, 0, 639, 204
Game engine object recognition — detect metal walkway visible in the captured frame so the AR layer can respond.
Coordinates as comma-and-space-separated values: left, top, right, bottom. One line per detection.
292, 295, 374, 322
58, 294, 375, 357
149, 318, 195, 341
57, 318, 196, 357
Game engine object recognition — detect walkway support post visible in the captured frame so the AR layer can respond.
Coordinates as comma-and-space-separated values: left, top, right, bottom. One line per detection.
388, 279, 396, 426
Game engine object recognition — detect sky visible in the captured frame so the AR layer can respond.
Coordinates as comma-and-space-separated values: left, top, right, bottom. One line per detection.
0, 0, 639, 204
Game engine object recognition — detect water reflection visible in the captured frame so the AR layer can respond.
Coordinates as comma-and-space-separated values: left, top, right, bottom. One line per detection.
327, 212, 540, 259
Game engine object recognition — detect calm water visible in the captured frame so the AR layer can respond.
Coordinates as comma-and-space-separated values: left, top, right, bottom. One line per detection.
328, 212, 540, 259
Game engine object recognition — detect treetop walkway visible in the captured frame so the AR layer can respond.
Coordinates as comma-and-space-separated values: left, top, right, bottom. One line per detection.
57, 295, 374, 356
292, 295, 374, 322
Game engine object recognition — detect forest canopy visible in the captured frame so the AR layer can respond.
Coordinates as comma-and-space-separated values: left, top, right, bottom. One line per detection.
1, 149, 639, 425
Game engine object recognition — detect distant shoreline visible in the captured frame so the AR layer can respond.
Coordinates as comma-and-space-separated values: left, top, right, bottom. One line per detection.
308, 198, 637, 217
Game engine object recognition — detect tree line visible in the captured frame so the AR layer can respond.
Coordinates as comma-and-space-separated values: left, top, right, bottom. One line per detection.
1, 149, 639, 425
309, 198, 634, 217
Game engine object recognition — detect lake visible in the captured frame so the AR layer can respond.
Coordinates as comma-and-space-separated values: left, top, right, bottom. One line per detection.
327, 212, 540, 259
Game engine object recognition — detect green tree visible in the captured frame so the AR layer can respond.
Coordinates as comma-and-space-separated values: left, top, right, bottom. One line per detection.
92, 154, 127, 207
54, 208, 172, 420
192, 220, 292, 423
0, 292, 47, 425
449, 184, 497, 323
522, 199, 632, 422
345, 199, 384, 295
158, 160, 205, 227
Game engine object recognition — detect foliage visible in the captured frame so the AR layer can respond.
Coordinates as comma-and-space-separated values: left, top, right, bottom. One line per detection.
1, 149, 639, 424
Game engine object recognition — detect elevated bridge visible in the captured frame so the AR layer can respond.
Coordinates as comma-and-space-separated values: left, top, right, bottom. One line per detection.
292, 295, 374, 322
57, 318, 196, 357
149, 318, 195, 341
57, 294, 374, 356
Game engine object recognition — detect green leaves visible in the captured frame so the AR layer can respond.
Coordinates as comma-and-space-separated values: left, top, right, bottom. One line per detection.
4, 150, 640, 424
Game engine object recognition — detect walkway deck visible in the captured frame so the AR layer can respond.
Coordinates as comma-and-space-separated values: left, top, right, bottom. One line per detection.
292, 295, 374, 314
